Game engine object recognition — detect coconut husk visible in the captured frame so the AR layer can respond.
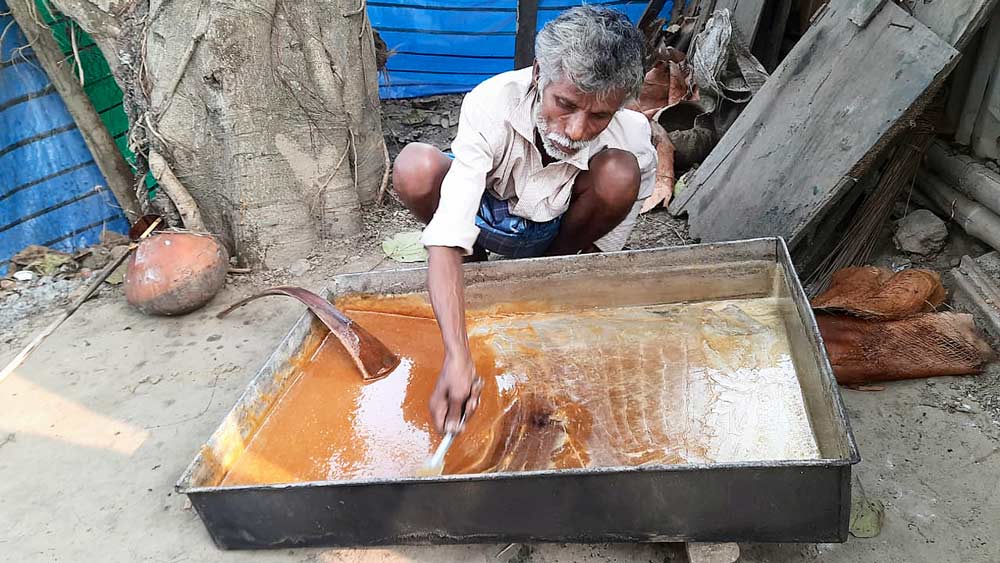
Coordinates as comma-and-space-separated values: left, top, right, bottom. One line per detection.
817, 312, 993, 384
811, 267, 946, 320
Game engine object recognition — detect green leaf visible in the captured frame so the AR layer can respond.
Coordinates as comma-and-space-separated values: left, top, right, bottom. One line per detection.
849, 497, 884, 538
382, 231, 428, 263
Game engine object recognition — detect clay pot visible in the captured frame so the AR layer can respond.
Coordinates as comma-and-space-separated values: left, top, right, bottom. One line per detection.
124, 232, 229, 316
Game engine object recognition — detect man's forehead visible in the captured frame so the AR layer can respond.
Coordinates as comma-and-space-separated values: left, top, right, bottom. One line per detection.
544, 76, 624, 111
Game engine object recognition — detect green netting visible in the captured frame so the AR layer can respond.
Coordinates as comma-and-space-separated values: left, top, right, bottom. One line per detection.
34, 0, 157, 198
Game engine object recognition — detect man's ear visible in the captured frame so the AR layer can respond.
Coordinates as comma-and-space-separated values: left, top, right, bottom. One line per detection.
532, 62, 539, 85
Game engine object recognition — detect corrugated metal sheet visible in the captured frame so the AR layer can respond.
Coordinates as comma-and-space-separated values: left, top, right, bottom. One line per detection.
372, 0, 668, 98
33, 0, 157, 197
0, 0, 129, 275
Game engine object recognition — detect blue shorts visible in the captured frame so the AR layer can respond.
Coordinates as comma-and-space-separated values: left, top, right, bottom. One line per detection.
444, 151, 561, 258
475, 192, 561, 258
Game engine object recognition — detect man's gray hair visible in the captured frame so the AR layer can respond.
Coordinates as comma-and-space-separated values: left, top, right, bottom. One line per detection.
534, 5, 645, 102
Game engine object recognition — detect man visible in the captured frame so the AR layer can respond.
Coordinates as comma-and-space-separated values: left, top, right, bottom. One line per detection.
392, 6, 656, 434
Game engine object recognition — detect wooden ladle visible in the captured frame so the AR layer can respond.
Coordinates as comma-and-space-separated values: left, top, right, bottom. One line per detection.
218, 286, 400, 380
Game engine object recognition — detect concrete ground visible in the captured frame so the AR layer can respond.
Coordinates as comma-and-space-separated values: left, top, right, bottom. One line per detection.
1, 249, 998, 562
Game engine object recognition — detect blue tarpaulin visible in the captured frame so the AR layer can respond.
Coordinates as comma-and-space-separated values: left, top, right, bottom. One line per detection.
371, 0, 671, 99
0, 0, 129, 275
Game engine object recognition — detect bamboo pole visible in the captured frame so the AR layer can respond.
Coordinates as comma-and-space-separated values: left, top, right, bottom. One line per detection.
917, 169, 1000, 252
926, 140, 1000, 217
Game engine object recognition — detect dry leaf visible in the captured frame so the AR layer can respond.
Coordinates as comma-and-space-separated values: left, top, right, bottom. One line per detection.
382, 231, 428, 263
641, 122, 677, 213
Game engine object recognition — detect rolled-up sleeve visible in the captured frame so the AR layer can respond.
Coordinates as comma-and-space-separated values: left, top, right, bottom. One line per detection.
595, 119, 657, 252
420, 96, 496, 256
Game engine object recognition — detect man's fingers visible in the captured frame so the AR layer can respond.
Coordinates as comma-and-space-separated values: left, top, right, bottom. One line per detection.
465, 376, 484, 417
429, 386, 448, 434
445, 392, 467, 434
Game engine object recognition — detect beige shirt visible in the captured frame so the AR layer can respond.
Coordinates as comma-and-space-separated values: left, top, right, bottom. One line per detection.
420, 68, 657, 255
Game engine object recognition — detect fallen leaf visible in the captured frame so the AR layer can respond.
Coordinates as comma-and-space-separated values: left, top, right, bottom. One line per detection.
628, 49, 699, 117
104, 261, 128, 285
641, 122, 677, 213
11, 245, 74, 275
850, 497, 884, 538
382, 231, 428, 263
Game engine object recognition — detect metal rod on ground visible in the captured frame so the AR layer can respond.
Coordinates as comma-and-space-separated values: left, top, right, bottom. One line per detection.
0, 218, 162, 384
917, 169, 1000, 252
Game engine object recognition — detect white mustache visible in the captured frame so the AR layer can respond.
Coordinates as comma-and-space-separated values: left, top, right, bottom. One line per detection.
545, 131, 591, 150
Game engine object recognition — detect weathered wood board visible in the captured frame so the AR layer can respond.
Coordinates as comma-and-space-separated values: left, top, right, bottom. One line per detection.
971, 51, 1000, 160
946, 30, 982, 139
847, 0, 886, 28
670, 0, 957, 248
954, 8, 1000, 149
908, 0, 1000, 51
752, 0, 793, 71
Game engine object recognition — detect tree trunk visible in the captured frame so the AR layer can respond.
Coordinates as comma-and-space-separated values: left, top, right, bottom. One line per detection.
49, 0, 385, 267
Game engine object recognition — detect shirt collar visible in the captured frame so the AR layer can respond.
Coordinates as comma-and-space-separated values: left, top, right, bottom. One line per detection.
506, 81, 593, 171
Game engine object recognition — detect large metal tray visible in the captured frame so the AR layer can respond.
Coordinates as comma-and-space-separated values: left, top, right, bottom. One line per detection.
177, 238, 860, 549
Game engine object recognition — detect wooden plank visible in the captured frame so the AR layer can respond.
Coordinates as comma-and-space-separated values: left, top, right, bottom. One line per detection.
638, 0, 670, 32
7, 0, 140, 222
514, 0, 539, 69
972, 51, 1000, 159
908, 0, 1000, 51
713, 0, 766, 46
956, 9, 1000, 146
847, 0, 887, 28
752, 0, 793, 72
672, 0, 957, 248
945, 29, 982, 137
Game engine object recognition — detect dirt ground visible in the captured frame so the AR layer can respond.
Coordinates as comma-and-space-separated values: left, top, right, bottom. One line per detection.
1, 98, 998, 561
2, 209, 998, 562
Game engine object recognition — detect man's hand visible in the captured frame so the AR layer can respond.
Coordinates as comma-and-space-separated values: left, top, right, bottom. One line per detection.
429, 353, 482, 434
426, 245, 482, 435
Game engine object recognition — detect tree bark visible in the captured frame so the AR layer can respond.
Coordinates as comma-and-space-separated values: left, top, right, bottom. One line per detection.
49, 0, 385, 267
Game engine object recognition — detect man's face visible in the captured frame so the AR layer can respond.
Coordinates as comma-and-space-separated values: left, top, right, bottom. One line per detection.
533, 71, 625, 160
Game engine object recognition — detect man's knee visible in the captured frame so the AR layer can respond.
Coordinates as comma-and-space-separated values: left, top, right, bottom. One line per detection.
589, 148, 641, 210
392, 142, 447, 201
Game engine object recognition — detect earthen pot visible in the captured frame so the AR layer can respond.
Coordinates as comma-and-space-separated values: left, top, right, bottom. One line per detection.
124, 232, 229, 316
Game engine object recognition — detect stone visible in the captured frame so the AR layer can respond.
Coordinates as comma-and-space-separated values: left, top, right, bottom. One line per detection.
288, 258, 312, 277
894, 209, 948, 256
13, 270, 34, 282
686, 542, 740, 563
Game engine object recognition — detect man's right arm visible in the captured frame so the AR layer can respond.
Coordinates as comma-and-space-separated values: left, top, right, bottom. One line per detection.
427, 245, 478, 434
421, 94, 497, 434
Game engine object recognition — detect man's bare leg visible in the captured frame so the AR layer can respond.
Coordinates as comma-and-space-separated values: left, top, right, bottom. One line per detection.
545, 148, 641, 256
392, 143, 488, 261
392, 143, 640, 258
392, 142, 453, 223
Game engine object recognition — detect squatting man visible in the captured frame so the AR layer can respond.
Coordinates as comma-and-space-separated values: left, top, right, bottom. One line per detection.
391, 6, 658, 435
